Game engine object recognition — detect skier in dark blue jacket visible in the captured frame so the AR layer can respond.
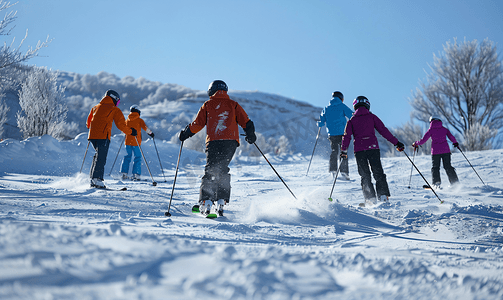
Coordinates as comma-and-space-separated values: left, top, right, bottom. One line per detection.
318, 91, 353, 179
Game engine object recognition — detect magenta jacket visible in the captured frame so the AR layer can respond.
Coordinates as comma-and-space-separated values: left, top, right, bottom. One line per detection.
341, 107, 399, 153
415, 119, 457, 155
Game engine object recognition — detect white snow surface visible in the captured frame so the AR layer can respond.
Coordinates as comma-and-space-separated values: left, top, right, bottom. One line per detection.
1, 134, 503, 299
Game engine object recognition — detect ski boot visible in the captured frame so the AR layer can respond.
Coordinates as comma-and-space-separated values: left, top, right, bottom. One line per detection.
132, 174, 141, 181
199, 200, 213, 216
90, 178, 106, 189
378, 195, 389, 203
216, 199, 225, 217
339, 172, 350, 181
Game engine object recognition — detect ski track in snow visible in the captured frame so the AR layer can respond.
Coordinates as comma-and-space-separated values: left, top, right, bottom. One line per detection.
1, 135, 503, 299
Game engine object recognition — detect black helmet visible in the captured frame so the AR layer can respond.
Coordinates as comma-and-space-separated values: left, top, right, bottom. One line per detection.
207, 80, 228, 97
332, 91, 344, 100
105, 90, 120, 106
130, 104, 140, 115
353, 96, 370, 110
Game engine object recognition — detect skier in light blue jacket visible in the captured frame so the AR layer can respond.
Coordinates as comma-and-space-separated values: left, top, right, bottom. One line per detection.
318, 91, 354, 179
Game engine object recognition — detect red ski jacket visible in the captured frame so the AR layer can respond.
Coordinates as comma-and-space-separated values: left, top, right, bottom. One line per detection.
189, 90, 250, 144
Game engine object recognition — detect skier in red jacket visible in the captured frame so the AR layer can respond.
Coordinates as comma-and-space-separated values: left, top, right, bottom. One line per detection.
179, 80, 256, 216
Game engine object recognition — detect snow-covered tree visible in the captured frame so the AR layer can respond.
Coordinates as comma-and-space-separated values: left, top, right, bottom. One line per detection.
16, 67, 68, 139
0, 0, 50, 71
410, 38, 503, 150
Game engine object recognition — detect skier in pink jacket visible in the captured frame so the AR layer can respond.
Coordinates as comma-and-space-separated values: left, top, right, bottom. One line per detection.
341, 96, 404, 205
412, 116, 459, 188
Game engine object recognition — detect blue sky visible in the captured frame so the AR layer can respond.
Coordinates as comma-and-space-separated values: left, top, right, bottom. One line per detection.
9, 0, 503, 128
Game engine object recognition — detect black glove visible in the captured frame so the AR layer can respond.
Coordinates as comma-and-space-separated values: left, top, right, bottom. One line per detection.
453, 142, 459, 148
130, 128, 137, 137
395, 141, 404, 152
244, 120, 257, 144
340, 150, 348, 159
179, 125, 194, 141
148, 132, 155, 138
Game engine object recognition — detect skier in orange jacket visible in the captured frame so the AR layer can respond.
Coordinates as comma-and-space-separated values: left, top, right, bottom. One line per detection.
86, 90, 136, 188
120, 105, 154, 181
179, 80, 256, 216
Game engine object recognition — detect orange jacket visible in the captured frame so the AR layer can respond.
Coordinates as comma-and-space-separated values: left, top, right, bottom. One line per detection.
124, 112, 152, 146
189, 90, 250, 144
86, 96, 132, 140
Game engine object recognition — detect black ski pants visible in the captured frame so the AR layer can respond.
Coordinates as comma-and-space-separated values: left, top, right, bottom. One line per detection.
329, 135, 349, 174
431, 153, 458, 186
354, 149, 390, 200
89, 139, 110, 180
199, 140, 238, 203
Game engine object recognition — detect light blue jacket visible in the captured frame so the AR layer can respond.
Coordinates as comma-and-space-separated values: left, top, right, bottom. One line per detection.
318, 97, 354, 136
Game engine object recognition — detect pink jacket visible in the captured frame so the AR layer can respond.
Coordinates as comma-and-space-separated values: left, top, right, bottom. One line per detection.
415, 119, 457, 155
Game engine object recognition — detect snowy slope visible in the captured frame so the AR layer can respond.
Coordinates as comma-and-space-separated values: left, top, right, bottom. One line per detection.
1, 135, 503, 299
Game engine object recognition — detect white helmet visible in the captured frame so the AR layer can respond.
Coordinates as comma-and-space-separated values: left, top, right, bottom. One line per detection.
429, 115, 441, 122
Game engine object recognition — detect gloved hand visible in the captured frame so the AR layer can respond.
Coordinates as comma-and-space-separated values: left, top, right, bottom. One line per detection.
130, 128, 137, 137
340, 150, 348, 159
148, 132, 155, 138
453, 142, 459, 148
244, 120, 257, 144
179, 125, 194, 141
412, 142, 419, 149
395, 141, 404, 152
245, 132, 257, 144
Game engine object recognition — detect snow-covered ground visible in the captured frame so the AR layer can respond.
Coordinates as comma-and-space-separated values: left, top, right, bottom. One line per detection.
1, 134, 503, 299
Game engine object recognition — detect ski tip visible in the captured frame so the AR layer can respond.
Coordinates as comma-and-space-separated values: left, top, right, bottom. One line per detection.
191, 205, 200, 213
121, 187, 127, 191
206, 214, 218, 219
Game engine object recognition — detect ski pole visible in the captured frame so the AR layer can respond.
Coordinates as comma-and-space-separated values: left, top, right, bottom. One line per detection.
457, 146, 485, 185
254, 142, 297, 200
407, 147, 417, 189
79, 141, 90, 173
165, 141, 184, 217
108, 135, 126, 176
152, 137, 167, 182
306, 127, 321, 176
328, 157, 343, 202
135, 136, 157, 186
403, 151, 443, 203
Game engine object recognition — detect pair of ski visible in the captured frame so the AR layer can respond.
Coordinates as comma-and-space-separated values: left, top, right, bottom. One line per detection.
91, 184, 128, 191
192, 201, 224, 219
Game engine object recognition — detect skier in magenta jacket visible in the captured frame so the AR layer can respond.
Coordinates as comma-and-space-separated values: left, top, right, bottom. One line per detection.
412, 116, 459, 188
341, 96, 404, 205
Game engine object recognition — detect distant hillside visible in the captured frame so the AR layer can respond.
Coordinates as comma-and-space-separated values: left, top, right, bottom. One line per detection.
52, 71, 331, 156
